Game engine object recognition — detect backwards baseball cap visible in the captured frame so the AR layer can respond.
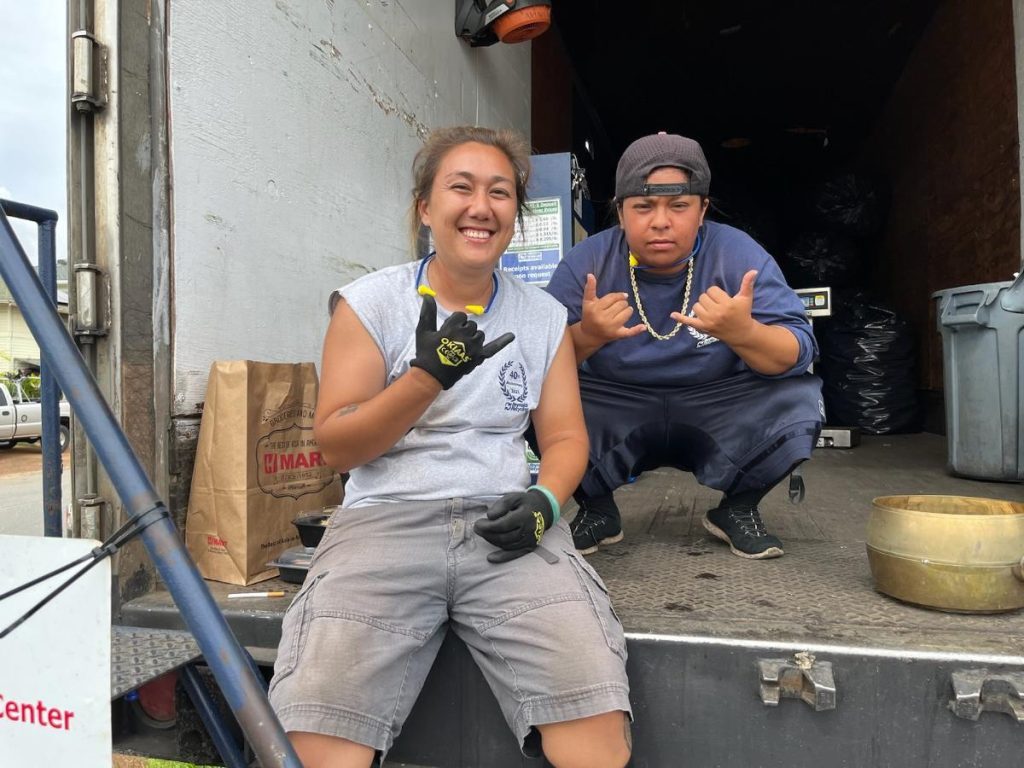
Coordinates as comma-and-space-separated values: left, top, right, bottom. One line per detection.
615, 132, 711, 201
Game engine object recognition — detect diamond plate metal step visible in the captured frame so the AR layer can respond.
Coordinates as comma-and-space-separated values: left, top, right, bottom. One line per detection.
111, 625, 201, 700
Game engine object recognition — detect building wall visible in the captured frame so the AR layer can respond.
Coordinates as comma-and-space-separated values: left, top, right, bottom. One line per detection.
861, 0, 1020, 393
168, 0, 532, 414
0, 304, 37, 374
0, 299, 69, 374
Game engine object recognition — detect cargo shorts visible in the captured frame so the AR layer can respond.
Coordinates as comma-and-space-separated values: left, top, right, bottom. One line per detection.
268, 498, 632, 759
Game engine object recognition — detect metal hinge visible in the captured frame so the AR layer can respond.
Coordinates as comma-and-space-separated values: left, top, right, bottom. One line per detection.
71, 262, 109, 338
759, 651, 837, 711
71, 30, 107, 112
949, 670, 1024, 723
76, 494, 108, 541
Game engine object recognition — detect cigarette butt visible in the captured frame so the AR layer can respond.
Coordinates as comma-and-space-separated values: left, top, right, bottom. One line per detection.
227, 591, 286, 599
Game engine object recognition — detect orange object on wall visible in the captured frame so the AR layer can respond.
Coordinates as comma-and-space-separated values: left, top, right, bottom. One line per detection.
493, 4, 551, 44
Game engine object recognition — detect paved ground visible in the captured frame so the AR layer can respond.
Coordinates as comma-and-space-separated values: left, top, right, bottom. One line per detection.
0, 440, 53, 475
0, 442, 70, 536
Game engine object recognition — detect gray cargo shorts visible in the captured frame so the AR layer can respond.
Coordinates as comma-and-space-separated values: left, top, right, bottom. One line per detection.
268, 498, 631, 758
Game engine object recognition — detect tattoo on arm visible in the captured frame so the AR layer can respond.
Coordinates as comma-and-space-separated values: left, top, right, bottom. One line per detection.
334, 405, 358, 419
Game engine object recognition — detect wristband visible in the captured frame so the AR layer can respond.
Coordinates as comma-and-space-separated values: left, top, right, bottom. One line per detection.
528, 484, 560, 526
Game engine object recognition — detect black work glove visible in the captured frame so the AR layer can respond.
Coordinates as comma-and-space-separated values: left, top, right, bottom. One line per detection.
474, 488, 554, 564
409, 295, 515, 390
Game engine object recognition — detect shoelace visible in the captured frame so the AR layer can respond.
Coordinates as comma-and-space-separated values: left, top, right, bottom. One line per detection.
571, 510, 610, 540
727, 508, 768, 538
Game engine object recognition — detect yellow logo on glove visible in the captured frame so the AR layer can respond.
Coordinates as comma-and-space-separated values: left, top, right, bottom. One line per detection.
436, 337, 471, 367
532, 510, 545, 544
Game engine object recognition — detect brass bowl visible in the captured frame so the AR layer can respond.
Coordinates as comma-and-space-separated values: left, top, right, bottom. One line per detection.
867, 495, 1024, 613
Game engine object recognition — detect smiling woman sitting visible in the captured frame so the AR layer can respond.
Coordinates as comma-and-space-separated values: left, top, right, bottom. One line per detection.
267, 126, 633, 768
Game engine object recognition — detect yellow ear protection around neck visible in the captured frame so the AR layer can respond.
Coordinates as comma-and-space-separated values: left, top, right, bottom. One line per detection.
415, 252, 499, 315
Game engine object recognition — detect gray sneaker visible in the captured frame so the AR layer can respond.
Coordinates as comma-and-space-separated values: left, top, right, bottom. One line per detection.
703, 505, 784, 559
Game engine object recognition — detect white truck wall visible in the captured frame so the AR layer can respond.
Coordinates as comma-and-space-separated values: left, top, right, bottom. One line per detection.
169, 0, 531, 413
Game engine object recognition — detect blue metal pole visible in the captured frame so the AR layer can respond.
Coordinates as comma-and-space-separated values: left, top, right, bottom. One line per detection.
36, 217, 63, 537
0, 208, 301, 767
180, 665, 249, 768
0, 200, 63, 537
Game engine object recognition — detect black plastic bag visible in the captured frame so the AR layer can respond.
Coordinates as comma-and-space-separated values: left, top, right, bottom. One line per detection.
781, 231, 864, 289
817, 291, 921, 434
808, 172, 887, 238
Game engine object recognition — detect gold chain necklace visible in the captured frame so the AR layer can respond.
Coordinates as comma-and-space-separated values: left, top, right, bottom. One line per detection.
628, 252, 695, 341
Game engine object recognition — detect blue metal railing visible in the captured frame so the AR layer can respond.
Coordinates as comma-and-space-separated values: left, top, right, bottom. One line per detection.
0, 199, 62, 537
0, 206, 301, 766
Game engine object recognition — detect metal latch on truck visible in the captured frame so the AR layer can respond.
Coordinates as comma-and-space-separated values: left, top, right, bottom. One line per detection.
759, 652, 837, 711
949, 670, 1024, 723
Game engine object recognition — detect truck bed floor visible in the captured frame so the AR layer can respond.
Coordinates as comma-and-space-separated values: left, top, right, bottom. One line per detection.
123, 434, 1024, 658
604, 433, 1024, 656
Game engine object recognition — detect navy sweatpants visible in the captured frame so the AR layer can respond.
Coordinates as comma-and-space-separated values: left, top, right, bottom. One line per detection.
577, 369, 824, 498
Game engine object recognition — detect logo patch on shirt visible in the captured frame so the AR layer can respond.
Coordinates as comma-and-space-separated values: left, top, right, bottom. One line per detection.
686, 312, 720, 348
498, 360, 529, 412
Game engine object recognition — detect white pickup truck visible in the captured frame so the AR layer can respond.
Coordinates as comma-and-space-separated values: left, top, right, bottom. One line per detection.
0, 380, 70, 452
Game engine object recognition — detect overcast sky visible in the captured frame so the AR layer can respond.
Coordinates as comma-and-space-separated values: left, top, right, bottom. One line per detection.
0, 1, 67, 267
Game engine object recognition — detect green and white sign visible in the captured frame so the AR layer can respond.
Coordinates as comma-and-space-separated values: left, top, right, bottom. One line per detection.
501, 197, 563, 286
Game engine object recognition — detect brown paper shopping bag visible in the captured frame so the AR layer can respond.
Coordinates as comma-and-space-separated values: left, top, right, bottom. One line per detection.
185, 360, 341, 584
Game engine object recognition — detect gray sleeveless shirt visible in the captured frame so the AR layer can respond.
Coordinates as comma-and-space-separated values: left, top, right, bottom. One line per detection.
334, 261, 568, 508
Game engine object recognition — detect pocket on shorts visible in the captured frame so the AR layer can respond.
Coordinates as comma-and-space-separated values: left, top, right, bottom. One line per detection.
562, 549, 627, 660
269, 569, 329, 695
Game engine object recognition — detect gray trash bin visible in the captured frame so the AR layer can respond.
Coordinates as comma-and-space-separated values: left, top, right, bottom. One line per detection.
932, 272, 1024, 481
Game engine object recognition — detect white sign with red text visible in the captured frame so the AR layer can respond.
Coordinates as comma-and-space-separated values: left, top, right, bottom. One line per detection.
0, 535, 111, 766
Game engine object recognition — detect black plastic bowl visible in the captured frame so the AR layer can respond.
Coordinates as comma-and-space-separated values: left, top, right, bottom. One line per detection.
292, 512, 332, 548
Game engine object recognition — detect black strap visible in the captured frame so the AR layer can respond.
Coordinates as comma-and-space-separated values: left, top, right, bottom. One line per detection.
725, 425, 819, 496
788, 467, 806, 504
0, 504, 170, 639
640, 182, 698, 196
